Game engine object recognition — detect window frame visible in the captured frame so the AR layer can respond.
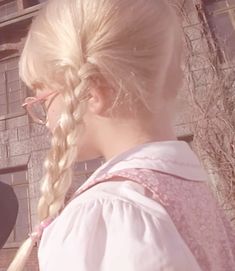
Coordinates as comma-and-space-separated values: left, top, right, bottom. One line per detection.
0, 0, 18, 20
0, 55, 27, 120
198, 0, 235, 65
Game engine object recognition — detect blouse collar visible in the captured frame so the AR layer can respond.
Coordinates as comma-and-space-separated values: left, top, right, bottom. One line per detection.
77, 141, 208, 193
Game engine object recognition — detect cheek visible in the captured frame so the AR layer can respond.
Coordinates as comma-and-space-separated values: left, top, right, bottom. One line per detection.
46, 96, 65, 132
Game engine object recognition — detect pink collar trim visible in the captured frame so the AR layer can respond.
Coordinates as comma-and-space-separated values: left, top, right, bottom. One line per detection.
77, 141, 207, 193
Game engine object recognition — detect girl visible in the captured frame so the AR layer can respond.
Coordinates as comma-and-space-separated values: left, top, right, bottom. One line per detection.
8, 0, 235, 270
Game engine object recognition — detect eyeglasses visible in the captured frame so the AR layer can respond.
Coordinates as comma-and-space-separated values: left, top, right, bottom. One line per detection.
22, 90, 59, 125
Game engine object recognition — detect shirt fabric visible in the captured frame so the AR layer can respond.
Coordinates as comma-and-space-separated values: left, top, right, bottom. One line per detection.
38, 141, 235, 271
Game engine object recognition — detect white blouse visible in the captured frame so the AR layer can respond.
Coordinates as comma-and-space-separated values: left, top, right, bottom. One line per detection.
38, 141, 205, 271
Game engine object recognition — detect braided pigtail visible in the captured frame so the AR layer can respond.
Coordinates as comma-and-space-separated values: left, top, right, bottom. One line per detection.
38, 63, 98, 221
7, 63, 98, 271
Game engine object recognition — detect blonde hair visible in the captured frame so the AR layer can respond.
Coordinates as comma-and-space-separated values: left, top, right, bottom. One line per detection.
8, 0, 182, 270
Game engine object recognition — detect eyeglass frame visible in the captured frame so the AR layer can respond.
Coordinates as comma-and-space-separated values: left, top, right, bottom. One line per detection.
22, 90, 59, 125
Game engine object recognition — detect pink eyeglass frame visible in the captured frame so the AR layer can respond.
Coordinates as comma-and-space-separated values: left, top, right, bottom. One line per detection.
22, 90, 59, 107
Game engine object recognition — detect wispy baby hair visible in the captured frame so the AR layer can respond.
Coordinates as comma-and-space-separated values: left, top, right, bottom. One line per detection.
8, 0, 183, 270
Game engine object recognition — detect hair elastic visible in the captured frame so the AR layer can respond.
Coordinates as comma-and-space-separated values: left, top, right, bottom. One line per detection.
29, 218, 54, 244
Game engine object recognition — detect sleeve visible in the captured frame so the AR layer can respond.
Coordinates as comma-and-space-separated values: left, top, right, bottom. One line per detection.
39, 198, 202, 271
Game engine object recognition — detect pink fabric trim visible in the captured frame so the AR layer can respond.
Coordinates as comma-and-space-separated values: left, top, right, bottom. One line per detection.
30, 218, 54, 243
120, 156, 202, 168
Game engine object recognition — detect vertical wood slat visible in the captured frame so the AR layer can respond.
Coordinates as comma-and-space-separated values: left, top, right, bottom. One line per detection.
16, 0, 23, 10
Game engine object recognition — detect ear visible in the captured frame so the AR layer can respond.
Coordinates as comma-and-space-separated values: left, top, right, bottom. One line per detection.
87, 87, 108, 115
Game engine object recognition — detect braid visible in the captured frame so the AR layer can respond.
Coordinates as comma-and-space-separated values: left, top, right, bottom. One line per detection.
38, 62, 99, 221
7, 62, 99, 271
7, 81, 86, 271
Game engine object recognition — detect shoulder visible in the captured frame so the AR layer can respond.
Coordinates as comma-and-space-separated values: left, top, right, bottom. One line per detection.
67, 179, 165, 218
0, 181, 18, 207
42, 180, 173, 243
39, 180, 201, 271
41, 180, 179, 253
0, 182, 18, 248
0, 181, 14, 196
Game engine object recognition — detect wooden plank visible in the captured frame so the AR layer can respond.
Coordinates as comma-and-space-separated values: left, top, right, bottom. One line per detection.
0, 43, 21, 51
212, 5, 235, 16
0, 0, 13, 4
0, 12, 34, 28
0, 3, 44, 28
16, 0, 24, 10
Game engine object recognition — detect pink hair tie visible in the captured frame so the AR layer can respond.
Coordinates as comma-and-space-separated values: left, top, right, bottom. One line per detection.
29, 218, 54, 244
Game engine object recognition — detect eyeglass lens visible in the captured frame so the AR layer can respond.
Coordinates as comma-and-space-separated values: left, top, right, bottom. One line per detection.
28, 102, 47, 123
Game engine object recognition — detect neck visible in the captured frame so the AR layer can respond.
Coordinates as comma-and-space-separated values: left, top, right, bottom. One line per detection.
99, 116, 177, 161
